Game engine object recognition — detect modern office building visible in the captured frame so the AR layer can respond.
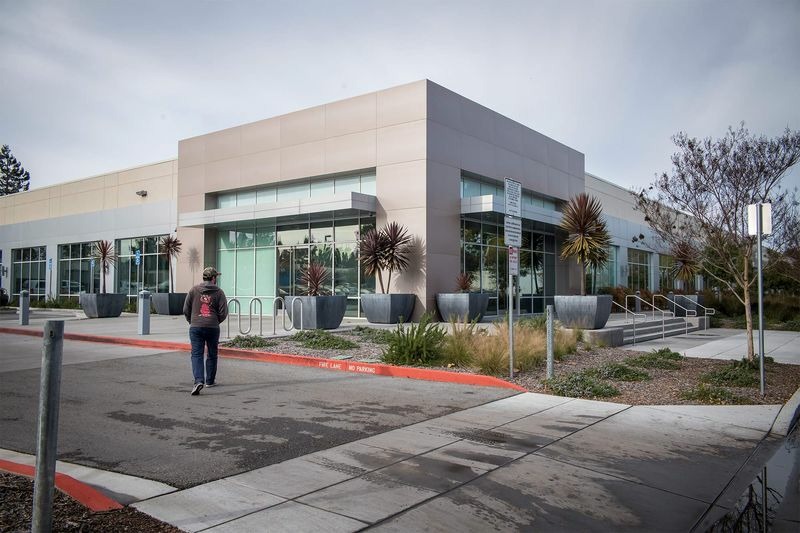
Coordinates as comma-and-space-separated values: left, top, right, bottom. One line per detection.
0, 80, 692, 318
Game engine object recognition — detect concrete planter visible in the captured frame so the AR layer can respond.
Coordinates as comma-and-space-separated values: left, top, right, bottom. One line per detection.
152, 293, 187, 315
80, 293, 126, 318
360, 293, 415, 324
286, 295, 347, 330
554, 294, 612, 330
436, 293, 490, 322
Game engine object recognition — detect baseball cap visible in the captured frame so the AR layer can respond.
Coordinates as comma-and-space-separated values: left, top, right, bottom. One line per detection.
202, 267, 221, 279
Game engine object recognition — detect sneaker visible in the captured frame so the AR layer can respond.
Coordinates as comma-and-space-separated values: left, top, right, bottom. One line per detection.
191, 383, 204, 395
206, 382, 217, 388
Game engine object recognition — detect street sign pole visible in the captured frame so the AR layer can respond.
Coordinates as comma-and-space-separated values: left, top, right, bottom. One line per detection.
756, 204, 765, 397
504, 178, 522, 380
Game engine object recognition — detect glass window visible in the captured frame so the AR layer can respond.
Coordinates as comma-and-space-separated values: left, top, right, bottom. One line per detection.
335, 175, 360, 195
277, 182, 309, 201
256, 187, 276, 204
218, 193, 237, 208
310, 221, 334, 244
255, 223, 276, 247
462, 220, 481, 244
311, 179, 334, 197
235, 249, 255, 297
237, 190, 257, 206
627, 249, 651, 291
360, 174, 376, 195
461, 178, 482, 198
115, 235, 168, 297
277, 224, 309, 246
335, 219, 359, 243
11, 246, 47, 300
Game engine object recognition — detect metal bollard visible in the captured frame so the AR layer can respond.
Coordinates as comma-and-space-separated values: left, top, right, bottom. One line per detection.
32, 320, 64, 533
546, 305, 554, 379
635, 290, 641, 313
20, 289, 30, 325
138, 290, 150, 335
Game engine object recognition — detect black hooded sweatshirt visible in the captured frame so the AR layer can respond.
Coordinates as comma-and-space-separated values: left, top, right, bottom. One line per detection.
183, 282, 229, 328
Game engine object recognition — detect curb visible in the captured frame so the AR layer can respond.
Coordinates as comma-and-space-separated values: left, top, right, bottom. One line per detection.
769, 385, 800, 437
0, 459, 123, 512
0, 326, 526, 392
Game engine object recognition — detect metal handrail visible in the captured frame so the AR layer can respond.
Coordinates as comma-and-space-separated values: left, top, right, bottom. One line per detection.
627, 294, 672, 342
611, 300, 646, 345
674, 294, 716, 316
653, 294, 693, 336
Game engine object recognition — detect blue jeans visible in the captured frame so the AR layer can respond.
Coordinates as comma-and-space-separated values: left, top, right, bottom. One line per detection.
189, 327, 220, 385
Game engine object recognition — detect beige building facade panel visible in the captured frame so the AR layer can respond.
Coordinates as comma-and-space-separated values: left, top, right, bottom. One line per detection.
376, 120, 427, 167
375, 160, 427, 213
376, 80, 427, 128
60, 175, 107, 196
117, 160, 175, 185
241, 118, 281, 155
240, 149, 281, 188
177, 164, 205, 198
323, 130, 376, 174
204, 157, 241, 193
325, 93, 377, 138
178, 137, 205, 168
204, 127, 242, 163
280, 106, 326, 147
280, 141, 325, 181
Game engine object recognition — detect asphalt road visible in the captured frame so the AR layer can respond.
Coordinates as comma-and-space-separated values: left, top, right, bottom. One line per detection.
0, 333, 516, 489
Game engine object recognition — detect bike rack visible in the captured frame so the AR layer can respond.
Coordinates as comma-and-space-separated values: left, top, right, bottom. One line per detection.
272, 296, 303, 335
226, 297, 265, 337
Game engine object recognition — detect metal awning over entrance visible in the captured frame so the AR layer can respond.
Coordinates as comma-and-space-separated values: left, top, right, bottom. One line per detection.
461, 194, 562, 227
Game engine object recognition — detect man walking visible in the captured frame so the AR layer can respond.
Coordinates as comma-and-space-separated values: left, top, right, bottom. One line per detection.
183, 267, 228, 395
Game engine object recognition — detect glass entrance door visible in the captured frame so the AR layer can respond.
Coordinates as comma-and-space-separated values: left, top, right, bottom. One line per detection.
277, 246, 308, 298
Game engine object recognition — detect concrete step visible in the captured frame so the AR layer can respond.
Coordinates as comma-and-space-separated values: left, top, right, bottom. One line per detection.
623, 322, 700, 345
620, 318, 686, 333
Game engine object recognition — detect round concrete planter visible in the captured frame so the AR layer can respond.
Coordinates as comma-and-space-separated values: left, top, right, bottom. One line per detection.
152, 293, 187, 315
80, 293, 126, 318
554, 294, 612, 330
436, 293, 490, 322
360, 293, 415, 324
286, 295, 347, 330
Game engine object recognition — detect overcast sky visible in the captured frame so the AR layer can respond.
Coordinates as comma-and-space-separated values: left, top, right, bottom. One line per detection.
1, 0, 798, 194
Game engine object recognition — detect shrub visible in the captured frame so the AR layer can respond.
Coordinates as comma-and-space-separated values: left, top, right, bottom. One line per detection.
495, 321, 548, 372
30, 297, 80, 309
290, 330, 358, 350
441, 318, 478, 368
625, 348, 683, 370
518, 315, 548, 331
701, 362, 758, 388
382, 313, 446, 366
546, 371, 619, 399
586, 363, 651, 382
680, 384, 746, 405
777, 319, 800, 332
226, 335, 277, 349
351, 326, 393, 344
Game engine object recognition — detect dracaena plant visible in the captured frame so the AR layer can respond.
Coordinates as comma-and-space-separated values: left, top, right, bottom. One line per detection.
455, 272, 474, 293
158, 235, 183, 293
560, 193, 611, 296
300, 262, 330, 296
358, 221, 412, 294
671, 240, 700, 284
91, 240, 117, 294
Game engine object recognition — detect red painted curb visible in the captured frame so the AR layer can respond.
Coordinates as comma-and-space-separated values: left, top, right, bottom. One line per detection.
0, 326, 526, 392
0, 459, 124, 512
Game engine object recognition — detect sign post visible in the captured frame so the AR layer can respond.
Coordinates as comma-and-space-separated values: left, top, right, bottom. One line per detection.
504, 178, 522, 379
748, 203, 772, 397
135, 249, 142, 294
47, 258, 53, 299
90, 259, 95, 294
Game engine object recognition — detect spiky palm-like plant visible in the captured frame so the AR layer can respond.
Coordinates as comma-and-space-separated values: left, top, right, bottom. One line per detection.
158, 235, 183, 293
671, 240, 700, 286
300, 262, 330, 296
91, 240, 117, 294
560, 193, 611, 295
455, 272, 473, 293
359, 222, 412, 293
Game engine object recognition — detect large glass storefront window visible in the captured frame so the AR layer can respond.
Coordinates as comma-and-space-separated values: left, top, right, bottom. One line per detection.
58, 242, 101, 297
217, 214, 375, 317
627, 249, 651, 291
116, 235, 169, 296
461, 174, 557, 211
659, 254, 675, 292
461, 214, 556, 315
11, 246, 47, 300
586, 246, 618, 294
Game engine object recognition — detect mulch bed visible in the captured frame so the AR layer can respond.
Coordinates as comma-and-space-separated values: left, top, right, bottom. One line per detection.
0, 473, 180, 532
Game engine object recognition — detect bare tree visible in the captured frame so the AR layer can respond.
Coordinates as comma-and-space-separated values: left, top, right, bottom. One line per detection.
636, 123, 800, 361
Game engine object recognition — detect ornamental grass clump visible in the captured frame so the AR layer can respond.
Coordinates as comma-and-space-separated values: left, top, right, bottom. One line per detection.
495, 322, 547, 373
382, 313, 446, 366
470, 333, 507, 376
440, 318, 479, 368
